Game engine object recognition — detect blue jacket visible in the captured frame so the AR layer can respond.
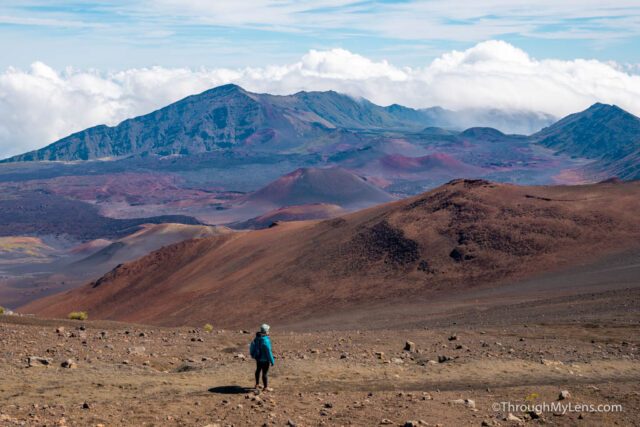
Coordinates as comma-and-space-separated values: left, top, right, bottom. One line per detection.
250, 333, 275, 365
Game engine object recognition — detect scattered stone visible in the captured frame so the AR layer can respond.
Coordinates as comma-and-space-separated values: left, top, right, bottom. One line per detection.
558, 390, 571, 400
60, 359, 76, 369
404, 341, 416, 352
528, 410, 542, 420
438, 355, 452, 363
541, 359, 564, 366
27, 356, 52, 368
450, 398, 475, 409
448, 334, 458, 341
505, 413, 523, 423
127, 346, 145, 355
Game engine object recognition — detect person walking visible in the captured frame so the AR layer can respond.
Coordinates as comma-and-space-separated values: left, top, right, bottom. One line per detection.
250, 323, 275, 390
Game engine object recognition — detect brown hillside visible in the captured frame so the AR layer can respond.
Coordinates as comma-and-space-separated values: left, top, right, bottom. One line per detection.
21, 179, 640, 326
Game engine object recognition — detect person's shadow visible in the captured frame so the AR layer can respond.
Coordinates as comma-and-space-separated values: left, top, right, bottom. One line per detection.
208, 385, 254, 394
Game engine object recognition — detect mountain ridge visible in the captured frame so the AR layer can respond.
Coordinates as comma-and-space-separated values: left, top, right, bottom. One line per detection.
2, 84, 554, 162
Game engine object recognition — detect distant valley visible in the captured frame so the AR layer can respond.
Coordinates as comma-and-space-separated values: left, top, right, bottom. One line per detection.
0, 85, 639, 309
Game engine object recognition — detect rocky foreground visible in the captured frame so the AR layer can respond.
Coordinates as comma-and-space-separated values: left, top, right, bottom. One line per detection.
0, 310, 638, 427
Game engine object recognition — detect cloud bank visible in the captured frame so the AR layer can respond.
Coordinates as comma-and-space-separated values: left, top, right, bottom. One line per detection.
1, 40, 640, 159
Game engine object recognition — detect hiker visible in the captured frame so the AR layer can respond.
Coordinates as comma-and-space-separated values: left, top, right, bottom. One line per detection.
250, 323, 275, 390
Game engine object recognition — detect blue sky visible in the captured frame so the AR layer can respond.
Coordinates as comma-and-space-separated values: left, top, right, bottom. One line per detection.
1, 1, 640, 158
2, 0, 640, 70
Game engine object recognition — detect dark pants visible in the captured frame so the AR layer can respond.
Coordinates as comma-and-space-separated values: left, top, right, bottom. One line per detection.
255, 360, 270, 388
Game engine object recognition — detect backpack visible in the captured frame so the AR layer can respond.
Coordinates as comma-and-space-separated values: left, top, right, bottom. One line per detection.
250, 336, 264, 360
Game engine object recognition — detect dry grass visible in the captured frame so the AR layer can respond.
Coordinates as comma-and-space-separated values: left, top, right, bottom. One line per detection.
68, 311, 88, 320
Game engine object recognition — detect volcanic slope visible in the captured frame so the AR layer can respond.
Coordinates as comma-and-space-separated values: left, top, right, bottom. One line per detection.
21, 180, 640, 326
71, 223, 231, 274
242, 167, 394, 209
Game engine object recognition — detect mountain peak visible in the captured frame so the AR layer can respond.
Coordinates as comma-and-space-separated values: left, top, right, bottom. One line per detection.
200, 83, 249, 97
533, 103, 640, 159
584, 102, 628, 116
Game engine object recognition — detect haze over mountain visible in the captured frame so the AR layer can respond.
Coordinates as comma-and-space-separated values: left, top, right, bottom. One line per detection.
22, 179, 640, 326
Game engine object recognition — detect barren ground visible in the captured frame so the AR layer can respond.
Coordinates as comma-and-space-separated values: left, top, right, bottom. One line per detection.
2, 282, 639, 427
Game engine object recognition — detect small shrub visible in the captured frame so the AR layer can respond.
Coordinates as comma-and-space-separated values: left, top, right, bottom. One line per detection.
0, 306, 4, 315
68, 311, 88, 321
203, 323, 214, 333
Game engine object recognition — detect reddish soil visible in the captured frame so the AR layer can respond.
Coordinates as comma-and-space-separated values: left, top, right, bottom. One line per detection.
20, 180, 640, 328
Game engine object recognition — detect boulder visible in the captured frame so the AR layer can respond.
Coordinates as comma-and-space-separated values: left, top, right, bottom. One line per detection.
404, 341, 416, 352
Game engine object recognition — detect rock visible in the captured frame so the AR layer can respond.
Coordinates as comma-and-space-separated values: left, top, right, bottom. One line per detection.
139, 332, 146, 337
558, 390, 571, 400
82, 402, 90, 409
27, 356, 52, 367
127, 346, 145, 355
528, 410, 542, 419
55, 327, 65, 335
448, 334, 458, 341
340, 353, 348, 359
287, 420, 297, 427
438, 355, 452, 363
235, 353, 246, 360
323, 402, 333, 408
450, 398, 475, 409
391, 357, 404, 364
375, 351, 385, 359
505, 413, 523, 423
404, 341, 416, 352
404, 421, 419, 427
380, 420, 393, 425
61, 359, 76, 369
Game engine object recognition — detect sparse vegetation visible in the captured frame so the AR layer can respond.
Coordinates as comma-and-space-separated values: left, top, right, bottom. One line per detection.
0, 306, 4, 315
68, 311, 88, 320
203, 323, 214, 333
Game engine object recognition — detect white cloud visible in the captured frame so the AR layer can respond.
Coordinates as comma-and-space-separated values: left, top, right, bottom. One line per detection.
148, 0, 640, 41
1, 40, 640, 158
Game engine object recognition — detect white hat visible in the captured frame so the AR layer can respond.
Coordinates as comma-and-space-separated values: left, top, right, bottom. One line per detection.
260, 324, 270, 333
